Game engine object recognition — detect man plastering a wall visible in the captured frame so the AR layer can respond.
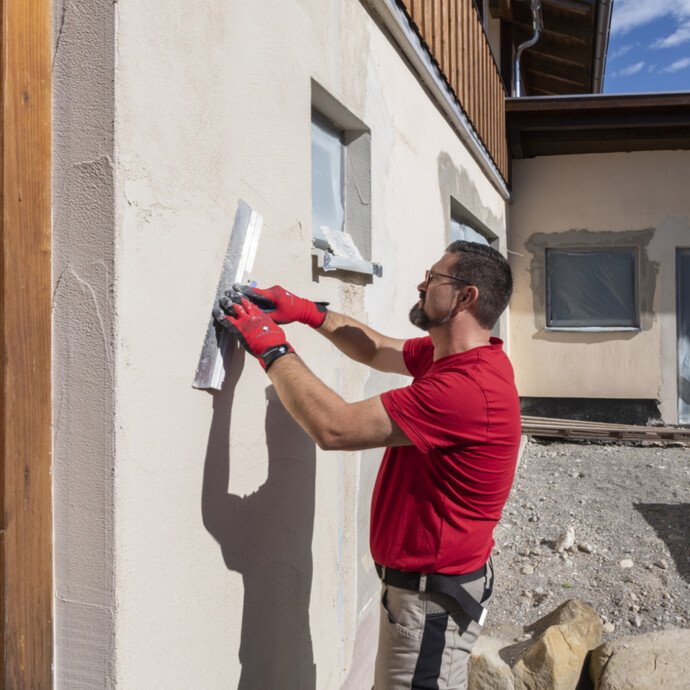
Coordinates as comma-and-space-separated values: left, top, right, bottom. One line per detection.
214, 240, 521, 689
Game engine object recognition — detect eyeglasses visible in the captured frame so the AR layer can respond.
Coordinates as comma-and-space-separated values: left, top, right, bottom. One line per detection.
424, 269, 474, 288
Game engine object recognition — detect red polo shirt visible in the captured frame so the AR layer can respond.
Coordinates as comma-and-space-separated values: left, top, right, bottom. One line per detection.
372, 336, 521, 574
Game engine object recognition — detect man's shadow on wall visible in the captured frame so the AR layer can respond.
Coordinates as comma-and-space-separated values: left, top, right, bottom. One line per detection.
202, 349, 317, 689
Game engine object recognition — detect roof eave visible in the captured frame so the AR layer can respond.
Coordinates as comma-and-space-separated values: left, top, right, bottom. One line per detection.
591, 0, 614, 93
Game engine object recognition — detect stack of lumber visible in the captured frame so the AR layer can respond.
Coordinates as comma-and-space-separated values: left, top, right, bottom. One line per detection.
521, 415, 690, 444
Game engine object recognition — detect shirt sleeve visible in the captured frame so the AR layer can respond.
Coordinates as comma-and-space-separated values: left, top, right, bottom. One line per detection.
402, 336, 434, 378
381, 371, 488, 453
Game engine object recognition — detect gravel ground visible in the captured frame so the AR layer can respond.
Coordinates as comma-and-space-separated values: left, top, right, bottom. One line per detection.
485, 438, 690, 641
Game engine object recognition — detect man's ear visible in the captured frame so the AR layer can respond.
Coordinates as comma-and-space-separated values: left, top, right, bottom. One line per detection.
459, 285, 480, 308
451, 285, 479, 316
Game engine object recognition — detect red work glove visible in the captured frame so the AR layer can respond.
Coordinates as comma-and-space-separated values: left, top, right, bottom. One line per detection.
233, 283, 328, 328
214, 296, 295, 371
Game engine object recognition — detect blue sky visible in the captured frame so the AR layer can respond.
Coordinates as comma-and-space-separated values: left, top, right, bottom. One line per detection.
604, 0, 690, 93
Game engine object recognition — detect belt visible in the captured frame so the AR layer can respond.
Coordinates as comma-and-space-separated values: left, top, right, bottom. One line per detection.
375, 561, 491, 626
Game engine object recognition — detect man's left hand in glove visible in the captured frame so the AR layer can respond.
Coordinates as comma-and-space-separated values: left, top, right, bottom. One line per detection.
214, 294, 295, 371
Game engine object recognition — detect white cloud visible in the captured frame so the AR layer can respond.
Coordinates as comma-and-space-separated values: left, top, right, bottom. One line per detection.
652, 20, 690, 48
612, 2, 667, 35
609, 44, 635, 61
647, 64, 657, 73
612, 0, 690, 36
660, 57, 690, 73
619, 60, 646, 76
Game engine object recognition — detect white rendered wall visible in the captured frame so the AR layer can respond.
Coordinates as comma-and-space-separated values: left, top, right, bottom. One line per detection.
509, 150, 690, 423
53, 0, 507, 686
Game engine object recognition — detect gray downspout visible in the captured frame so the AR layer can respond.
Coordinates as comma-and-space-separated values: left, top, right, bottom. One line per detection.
512, 0, 543, 97
591, 0, 614, 93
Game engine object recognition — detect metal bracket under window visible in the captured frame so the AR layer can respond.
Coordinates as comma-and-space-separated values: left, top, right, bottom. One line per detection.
311, 247, 383, 277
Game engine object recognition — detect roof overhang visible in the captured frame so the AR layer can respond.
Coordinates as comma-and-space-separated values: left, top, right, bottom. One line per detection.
506, 92, 690, 158
492, 0, 613, 95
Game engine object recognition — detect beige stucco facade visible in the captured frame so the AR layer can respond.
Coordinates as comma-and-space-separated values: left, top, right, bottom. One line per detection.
53, 0, 507, 686
509, 150, 690, 424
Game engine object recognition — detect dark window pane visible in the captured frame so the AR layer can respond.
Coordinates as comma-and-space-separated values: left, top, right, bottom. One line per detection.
546, 249, 638, 328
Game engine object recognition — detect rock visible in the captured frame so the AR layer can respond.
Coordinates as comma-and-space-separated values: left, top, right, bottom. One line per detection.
653, 559, 668, 570
602, 622, 615, 633
578, 543, 594, 554
619, 559, 634, 569
590, 629, 690, 690
468, 633, 517, 690
521, 565, 534, 575
512, 600, 602, 690
555, 526, 575, 554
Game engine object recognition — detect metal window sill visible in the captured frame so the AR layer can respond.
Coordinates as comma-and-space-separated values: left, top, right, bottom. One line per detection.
312, 248, 383, 277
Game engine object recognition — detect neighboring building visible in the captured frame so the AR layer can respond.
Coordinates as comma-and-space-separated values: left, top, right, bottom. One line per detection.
5, 0, 689, 688
507, 94, 690, 426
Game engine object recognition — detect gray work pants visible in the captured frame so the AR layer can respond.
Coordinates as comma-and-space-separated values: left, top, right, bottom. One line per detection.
373, 561, 493, 690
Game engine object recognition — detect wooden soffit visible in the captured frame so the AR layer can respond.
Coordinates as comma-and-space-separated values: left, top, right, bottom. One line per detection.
507, 93, 690, 157
491, 0, 601, 95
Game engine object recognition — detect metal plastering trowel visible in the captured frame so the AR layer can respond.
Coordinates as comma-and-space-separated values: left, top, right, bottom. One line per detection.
193, 200, 263, 390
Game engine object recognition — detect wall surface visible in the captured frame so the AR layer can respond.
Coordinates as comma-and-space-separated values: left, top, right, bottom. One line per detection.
52, 0, 117, 685
509, 150, 690, 423
53, 0, 507, 686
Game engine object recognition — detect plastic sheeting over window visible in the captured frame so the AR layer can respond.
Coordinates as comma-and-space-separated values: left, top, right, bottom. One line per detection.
450, 219, 489, 245
311, 117, 344, 243
546, 248, 639, 329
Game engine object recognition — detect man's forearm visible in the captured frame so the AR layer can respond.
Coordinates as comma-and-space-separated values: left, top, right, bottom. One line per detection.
316, 311, 406, 373
266, 352, 409, 451
266, 353, 348, 449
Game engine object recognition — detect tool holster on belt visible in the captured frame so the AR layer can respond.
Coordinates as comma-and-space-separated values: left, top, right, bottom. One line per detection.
375, 560, 493, 626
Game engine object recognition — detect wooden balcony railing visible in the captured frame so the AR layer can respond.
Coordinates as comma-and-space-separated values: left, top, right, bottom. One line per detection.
400, 0, 508, 182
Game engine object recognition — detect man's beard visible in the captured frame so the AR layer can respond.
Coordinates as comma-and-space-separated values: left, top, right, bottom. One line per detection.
409, 298, 450, 331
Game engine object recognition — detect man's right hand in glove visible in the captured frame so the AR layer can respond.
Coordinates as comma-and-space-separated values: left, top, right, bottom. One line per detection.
233, 283, 328, 328
213, 295, 295, 371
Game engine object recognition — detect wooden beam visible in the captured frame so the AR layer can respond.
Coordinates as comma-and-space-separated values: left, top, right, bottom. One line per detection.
541, 0, 593, 16
522, 46, 590, 71
506, 92, 690, 111
525, 126, 690, 146
523, 71, 588, 95
509, 111, 690, 133
522, 52, 590, 84
523, 66, 588, 89
521, 136, 690, 157
512, 16, 591, 42
513, 25, 591, 58
1, 0, 53, 686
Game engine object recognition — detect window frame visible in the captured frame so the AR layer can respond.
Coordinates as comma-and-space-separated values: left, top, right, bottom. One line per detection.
544, 246, 642, 332
310, 82, 381, 277
448, 197, 497, 248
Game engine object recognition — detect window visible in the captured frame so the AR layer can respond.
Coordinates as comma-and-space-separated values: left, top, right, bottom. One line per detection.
546, 248, 639, 329
310, 81, 380, 277
311, 116, 344, 248
449, 199, 495, 246
450, 217, 490, 246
